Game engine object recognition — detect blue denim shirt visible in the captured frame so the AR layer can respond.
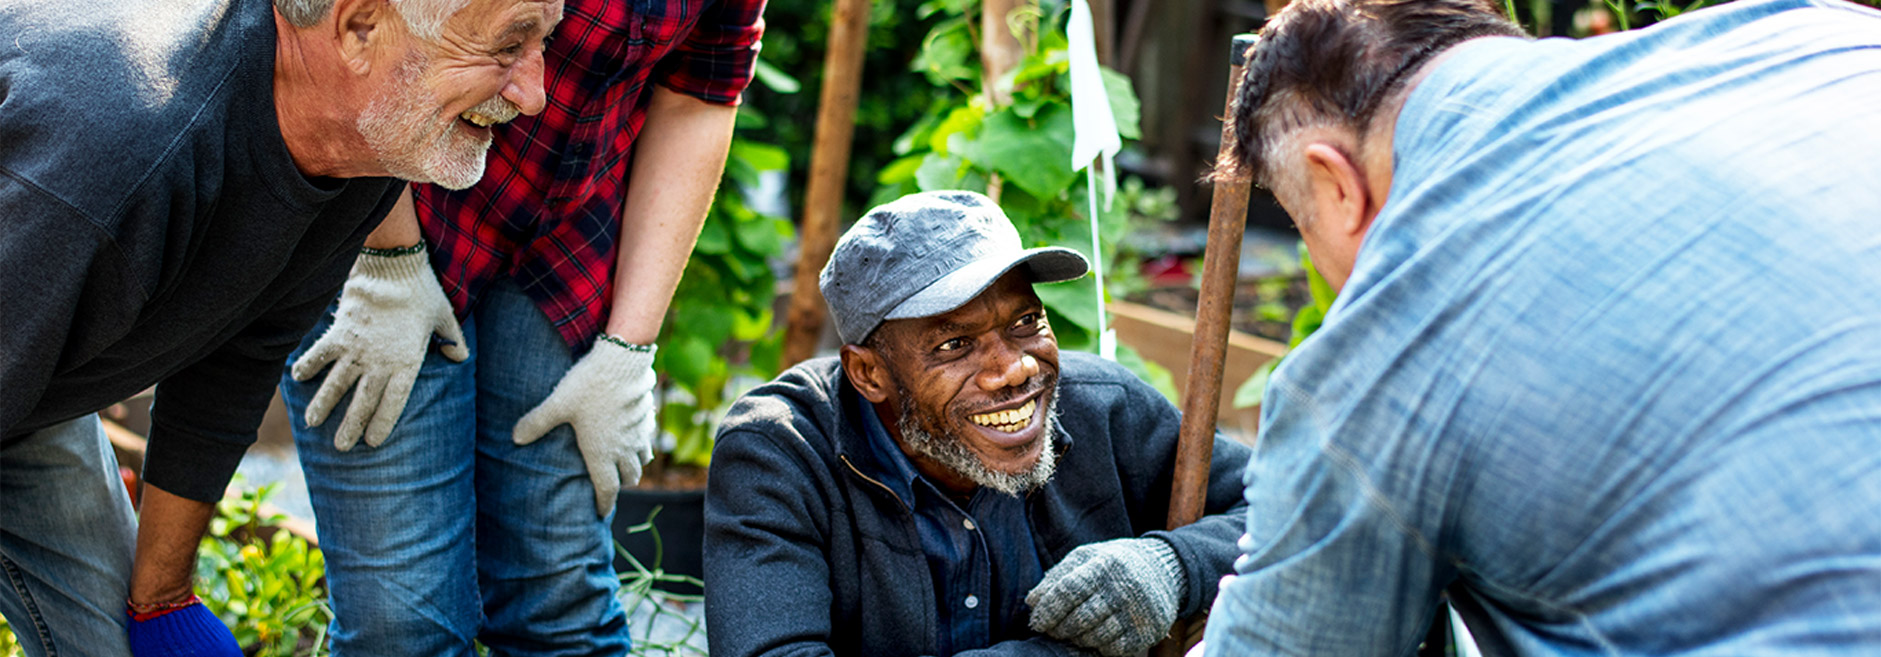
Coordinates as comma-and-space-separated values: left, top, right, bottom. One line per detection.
1206, 1, 1881, 654
852, 390, 1045, 655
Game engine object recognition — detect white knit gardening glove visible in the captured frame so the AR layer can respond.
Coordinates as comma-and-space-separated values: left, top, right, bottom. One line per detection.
1027, 537, 1187, 657
291, 246, 467, 451
512, 337, 658, 517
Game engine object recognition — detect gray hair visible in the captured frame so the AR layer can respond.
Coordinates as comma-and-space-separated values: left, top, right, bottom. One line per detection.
1220, 0, 1527, 190
273, 0, 474, 42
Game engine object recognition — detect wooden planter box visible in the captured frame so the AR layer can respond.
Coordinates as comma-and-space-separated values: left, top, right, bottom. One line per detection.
1108, 300, 1286, 443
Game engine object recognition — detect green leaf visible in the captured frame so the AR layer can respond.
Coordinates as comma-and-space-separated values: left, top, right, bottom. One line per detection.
1233, 359, 1278, 409
914, 153, 975, 192
1034, 274, 1099, 334
730, 140, 790, 173
1114, 343, 1179, 403
927, 105, 984, 156
1101, 66, 1142, 140
974, 105, 1077, 199
1010, 95, 1049, 120
747, 334, 783, 378
731, 306, 773, 342
913, 17, 976, 85
752, 57, 801, 94
877, 155, 926, 185
733, 215, 784, 256
1287, 303, 1325, 350
694, 216, 731, 255
659, 336, 717, 389
1301, 243, 1337, 311
722, 152, 760, 190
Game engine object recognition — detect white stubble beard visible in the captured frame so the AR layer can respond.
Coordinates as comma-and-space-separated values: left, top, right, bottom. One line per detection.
355, 51, 501, 190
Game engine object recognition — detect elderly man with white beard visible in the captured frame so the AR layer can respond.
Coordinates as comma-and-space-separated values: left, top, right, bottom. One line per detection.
703, 191, 1253, 657
0, 0, 558, 654
274, 0, 765, 651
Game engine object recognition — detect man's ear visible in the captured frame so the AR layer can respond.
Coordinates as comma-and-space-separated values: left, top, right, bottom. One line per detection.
839, 344, 895, 404
332, 0, 393, 75
1302, 142, 1376, 240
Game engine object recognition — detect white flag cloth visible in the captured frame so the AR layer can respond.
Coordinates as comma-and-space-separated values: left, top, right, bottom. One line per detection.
1068, 0, 1121, 183
1068, 0, 1119, 359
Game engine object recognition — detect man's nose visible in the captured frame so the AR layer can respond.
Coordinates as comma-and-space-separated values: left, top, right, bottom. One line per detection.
503, 49, 548, 116
978, 342, 1039, 392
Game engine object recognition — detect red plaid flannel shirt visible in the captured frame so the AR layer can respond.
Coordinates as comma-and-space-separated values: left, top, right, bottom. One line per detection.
414, 0, 765, 349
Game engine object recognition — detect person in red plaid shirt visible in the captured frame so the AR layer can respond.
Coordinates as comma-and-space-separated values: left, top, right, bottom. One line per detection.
279, 0, 765, 653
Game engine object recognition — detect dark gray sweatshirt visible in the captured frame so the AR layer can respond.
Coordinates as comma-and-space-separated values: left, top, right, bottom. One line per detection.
1, 0, 400, 501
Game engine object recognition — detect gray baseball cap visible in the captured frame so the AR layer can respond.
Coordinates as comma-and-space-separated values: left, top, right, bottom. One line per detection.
818, 191, 1090, 345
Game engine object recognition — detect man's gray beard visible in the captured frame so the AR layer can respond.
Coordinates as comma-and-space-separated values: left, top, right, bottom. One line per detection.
355, 51, 495, 190
896, 387, 1061, 497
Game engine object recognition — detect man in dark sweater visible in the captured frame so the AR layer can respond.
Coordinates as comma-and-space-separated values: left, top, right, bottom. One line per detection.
704, 191, 1252, 657
0, 0, 560, 653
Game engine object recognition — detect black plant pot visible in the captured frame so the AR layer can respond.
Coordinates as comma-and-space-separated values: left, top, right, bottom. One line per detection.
611, 486, 706, 595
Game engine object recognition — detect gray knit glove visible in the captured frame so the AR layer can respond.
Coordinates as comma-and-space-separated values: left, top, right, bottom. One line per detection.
291, 246, 467, 450
1027, 537, 1187, 657
512, 338, 658, 517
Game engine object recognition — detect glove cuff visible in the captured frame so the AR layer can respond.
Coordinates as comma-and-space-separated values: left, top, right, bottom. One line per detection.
126, 600, 239, 654
353, 243, 432, 281
1140, 537, 1187, 602
589, 334, 659, 371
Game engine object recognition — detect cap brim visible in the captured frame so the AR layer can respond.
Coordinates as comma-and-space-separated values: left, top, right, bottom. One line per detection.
884, 247, 1090, 321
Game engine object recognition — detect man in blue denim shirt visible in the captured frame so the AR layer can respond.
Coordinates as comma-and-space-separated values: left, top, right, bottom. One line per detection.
705, 192, 1252, 657
1205, 0, 1881, 654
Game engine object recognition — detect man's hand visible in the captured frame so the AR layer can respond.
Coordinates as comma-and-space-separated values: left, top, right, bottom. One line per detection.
290, 245, 467, 450
1027, 537, 1187, 657
512, 338, 658, 517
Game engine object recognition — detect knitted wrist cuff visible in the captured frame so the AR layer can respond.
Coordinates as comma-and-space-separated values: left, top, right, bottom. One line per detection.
125, 601, 232, 648
359, 243, 426, 258
596, 334, 657, 354
127, 594, 201, 622
1142, 537, 1188, 601
354, 244, 430, 280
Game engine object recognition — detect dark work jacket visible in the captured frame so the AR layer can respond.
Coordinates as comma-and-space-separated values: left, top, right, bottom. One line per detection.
703, 352, 1253, 657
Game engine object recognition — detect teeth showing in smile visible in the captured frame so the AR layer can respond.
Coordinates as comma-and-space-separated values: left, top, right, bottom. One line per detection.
461, 110, 500, 127
969, 399, 1036, 433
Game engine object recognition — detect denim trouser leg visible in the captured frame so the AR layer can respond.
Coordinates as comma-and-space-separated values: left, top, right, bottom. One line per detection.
0, 416, 136, 657
469, 281, 629, 656
284, 306, 482, 656
283, 278, 628, 657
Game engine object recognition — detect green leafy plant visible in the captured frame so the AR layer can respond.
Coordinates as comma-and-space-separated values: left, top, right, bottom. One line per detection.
0, 612, 23, 657
195, 482, 332, 656
616, 508, 707, 657
1232, 244, 1336, 410
653, 135, 796, 471
876, 0, 1179, 396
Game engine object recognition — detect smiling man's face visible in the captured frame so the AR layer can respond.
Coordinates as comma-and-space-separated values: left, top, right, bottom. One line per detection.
358, 0, 561, 188
856, 271, 1063, 496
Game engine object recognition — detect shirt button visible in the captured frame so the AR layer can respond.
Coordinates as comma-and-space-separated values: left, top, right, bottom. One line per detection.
964, 595, 980, 609
963, 518, 976, 531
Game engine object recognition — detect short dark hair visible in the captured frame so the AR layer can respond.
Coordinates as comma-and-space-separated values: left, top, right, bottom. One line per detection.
1221, 0, 1526, 187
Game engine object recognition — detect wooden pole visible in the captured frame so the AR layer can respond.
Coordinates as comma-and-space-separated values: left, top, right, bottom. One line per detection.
779, 0, 875, 369
1154, 32, 1259, 657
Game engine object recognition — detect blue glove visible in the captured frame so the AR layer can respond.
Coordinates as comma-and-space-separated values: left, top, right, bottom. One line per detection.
126, 596, 242, 657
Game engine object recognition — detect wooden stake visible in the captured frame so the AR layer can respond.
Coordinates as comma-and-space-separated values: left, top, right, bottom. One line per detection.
1154, 32, 1259, 657
779, 0, 875, 369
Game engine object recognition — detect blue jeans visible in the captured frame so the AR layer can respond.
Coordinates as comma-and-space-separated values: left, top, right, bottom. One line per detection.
0, 416, 136, 657
281, 279, 629, 656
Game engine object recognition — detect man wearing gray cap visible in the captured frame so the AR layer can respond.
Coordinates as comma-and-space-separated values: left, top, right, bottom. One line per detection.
702, 190, 1252, 657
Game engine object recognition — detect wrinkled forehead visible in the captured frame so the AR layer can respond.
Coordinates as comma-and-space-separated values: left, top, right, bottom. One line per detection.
875, 271, 1044, 349
444, 0, 564, 44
